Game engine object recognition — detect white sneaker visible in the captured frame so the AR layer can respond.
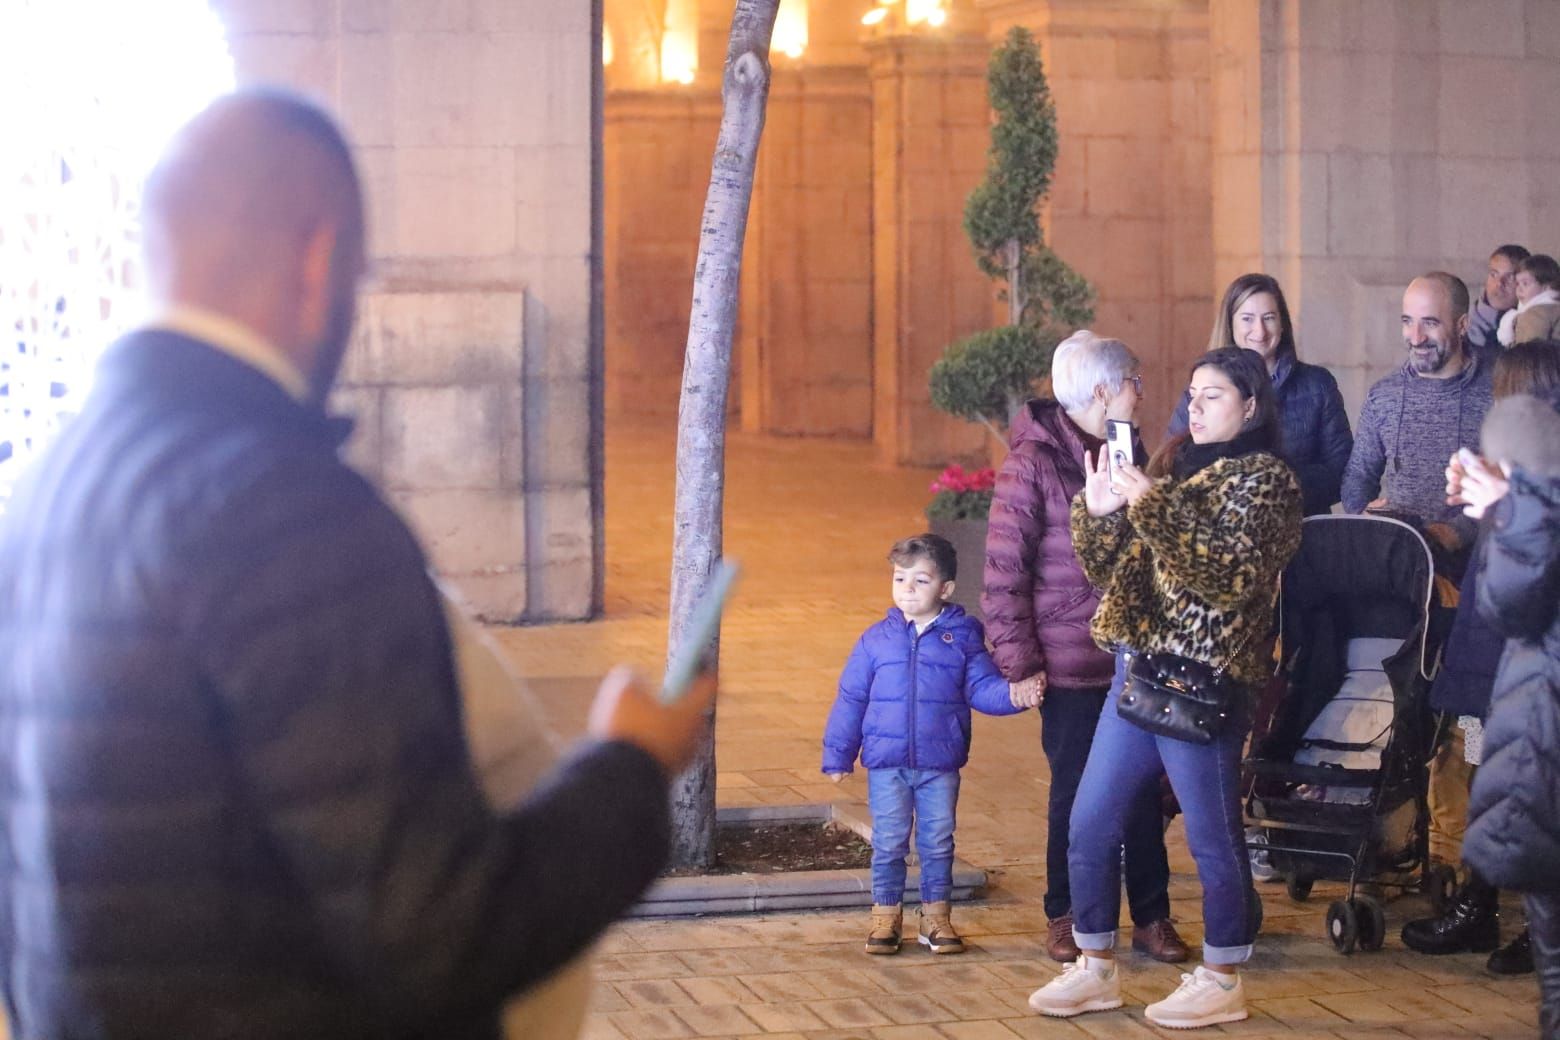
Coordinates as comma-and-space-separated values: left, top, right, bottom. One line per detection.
1027, 956, 1123, 1018
1145, 966, 1248, 1029
1247, 828, 1279, 882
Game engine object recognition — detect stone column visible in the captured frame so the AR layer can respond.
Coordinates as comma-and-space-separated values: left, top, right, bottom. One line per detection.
866, 16, 995, 467
737, 65, 874, 437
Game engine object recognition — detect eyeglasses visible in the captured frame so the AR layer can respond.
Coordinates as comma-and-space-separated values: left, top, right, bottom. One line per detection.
1127, 375, 1144, 394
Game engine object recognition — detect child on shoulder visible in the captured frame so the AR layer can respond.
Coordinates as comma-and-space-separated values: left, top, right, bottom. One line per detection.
822, 533, 1028, 956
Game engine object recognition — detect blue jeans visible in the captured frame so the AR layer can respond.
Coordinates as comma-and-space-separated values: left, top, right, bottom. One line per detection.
1042, 684, 1172, 925
867, 767, 960, 905
1069, 652, 1256, 963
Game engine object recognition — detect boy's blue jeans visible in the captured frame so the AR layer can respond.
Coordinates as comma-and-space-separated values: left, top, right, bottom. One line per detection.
1069, 652, 1256, 964
867, 767, 959, 906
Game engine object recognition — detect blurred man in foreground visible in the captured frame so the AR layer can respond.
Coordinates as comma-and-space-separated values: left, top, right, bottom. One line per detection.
0, 89, 712, 1040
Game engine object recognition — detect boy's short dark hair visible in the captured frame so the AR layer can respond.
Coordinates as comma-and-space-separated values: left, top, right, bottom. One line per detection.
888, 533, 957, 582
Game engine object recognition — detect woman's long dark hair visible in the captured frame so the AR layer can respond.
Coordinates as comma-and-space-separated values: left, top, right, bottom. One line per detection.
1209, 272, 1297, 364
1148, 347, 1283, 477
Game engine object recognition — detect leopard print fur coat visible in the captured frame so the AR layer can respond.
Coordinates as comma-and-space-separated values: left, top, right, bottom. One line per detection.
1069, 451, 1303, 687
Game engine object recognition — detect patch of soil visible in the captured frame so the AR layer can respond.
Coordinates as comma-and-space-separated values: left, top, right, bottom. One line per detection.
664, 822, 873, 877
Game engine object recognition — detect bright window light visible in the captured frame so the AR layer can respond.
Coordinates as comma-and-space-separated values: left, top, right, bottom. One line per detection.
773, 0, 808, 60
0, 0, 233, 509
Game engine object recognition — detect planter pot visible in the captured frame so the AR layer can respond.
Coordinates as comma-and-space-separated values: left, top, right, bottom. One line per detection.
928, 515, 989, 623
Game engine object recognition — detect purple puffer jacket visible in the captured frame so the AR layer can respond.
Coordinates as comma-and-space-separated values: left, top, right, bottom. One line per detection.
980, 399, 1114, 691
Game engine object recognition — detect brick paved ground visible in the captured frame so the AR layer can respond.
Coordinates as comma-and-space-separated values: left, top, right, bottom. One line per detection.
492, 418, 1540, 1040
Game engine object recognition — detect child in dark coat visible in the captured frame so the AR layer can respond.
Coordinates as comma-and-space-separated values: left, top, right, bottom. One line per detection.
822, 534, 1026, 955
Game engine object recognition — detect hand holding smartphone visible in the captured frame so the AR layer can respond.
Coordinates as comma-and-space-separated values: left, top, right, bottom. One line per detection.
1105, 419, 1135, 486
661, 560, 741, 704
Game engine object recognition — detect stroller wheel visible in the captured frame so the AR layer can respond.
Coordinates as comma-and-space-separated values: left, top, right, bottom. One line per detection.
1355, 895, 1386, 952
1286, 874, 1313, 902
1427, 862, 1458, 915
1326, 899, 1359, 954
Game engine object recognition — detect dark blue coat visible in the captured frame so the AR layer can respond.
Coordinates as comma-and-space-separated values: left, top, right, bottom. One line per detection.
1429, 529, 1506, 716
1463, 470, 1560, 893
0, 332, 670, 1040
822, 605, 1022, 774
1171, 356, 1353, 516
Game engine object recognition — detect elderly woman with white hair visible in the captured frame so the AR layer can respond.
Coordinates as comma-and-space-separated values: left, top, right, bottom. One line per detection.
981, 331, 1187, 965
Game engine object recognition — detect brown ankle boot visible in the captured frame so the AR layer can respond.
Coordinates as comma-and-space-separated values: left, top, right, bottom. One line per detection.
918, 900, 966, 954
1046, 913, 1081, 962
1132, 918, 1191, 963
866, 904, 902, 955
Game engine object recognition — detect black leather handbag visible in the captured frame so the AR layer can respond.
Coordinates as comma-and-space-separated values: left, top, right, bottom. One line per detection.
1117, 649, 1243, 745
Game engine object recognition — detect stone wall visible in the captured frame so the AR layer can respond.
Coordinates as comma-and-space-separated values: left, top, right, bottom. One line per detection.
209, 0, 598, 621
603, 90, 721, 416
1211, 0, 1560, 415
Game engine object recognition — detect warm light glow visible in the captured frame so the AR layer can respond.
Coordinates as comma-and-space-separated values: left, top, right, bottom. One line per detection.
602, 23, 614, 65
659, 0, 698, 84
0, 0, 233, 509
772, 0, 808, 60
864, 0, 951, 30
905, 0, 948, 26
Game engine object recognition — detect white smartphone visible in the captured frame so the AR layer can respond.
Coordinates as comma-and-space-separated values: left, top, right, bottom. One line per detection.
660, 560, 741, 704
1105, 419, 1135, 484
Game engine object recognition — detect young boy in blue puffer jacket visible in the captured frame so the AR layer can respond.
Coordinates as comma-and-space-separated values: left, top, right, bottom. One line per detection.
823, 533, 1027, 956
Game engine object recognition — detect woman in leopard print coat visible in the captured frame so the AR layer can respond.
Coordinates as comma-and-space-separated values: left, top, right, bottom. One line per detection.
1028, 347, 1302, 1029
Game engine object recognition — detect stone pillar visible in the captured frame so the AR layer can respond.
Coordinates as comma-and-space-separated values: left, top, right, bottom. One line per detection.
1210, 0, 1560, 414
866, 19, 995, 467
603, 88, 722, 418
213, 0, 600, 622
737, 65, 874, 437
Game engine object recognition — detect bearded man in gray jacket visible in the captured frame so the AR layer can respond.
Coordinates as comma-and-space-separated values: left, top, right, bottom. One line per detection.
1341, 271, 1495, 555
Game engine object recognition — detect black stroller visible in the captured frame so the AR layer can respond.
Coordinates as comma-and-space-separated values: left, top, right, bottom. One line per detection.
1245, 514, 1449, 954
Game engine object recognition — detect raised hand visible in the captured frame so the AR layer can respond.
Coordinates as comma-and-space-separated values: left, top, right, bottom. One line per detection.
1082, 448, 1126, 517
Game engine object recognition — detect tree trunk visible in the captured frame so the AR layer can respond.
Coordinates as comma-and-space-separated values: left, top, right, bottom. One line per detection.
1005, 237, 1023, 326
665, 0, 781, 871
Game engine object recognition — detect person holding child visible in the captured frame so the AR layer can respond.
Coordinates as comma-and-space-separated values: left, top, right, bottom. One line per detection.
1497, 253, 1560, 347
822, 534, 1027, 956
1028, 347, 1302, 1029
982, 330, 1186, 965
1448, 381, 1560, 1040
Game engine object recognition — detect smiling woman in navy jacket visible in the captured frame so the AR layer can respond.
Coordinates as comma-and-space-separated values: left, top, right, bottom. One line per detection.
1170, 273, 1353, 516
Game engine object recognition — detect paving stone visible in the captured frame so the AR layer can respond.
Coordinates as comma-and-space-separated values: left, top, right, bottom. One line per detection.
809, 999, 895, 1029
742, 1003, 833, 1033
607, 1007, 697, 1039
674, 1004, 765, 1037
935, 1022, 1023, 1039
679, 977, 761, 1007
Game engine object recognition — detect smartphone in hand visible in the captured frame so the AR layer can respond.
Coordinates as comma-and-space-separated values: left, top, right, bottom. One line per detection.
661, 560, 740, 704
1105, 419, 1135, 485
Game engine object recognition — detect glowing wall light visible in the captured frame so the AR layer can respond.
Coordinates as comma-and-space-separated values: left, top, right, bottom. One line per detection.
772, 0, 808, 60
659, 0, 698, 84
861, 0, 950, 29
603, 23, 614, 65
905, 0, 948, 26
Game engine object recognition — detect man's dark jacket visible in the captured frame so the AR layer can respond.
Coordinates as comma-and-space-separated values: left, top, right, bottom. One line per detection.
0, 332, 671, 1039
1462, 467, 1560, 894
